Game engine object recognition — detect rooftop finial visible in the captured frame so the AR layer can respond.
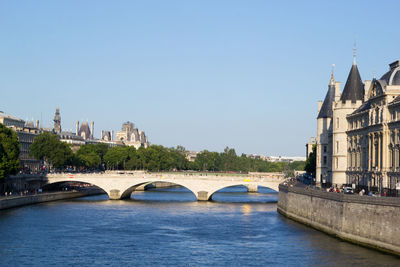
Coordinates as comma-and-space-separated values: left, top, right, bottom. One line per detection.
373, 69, 376, 79
353, 42, 357, 65
330, 64, 335, 85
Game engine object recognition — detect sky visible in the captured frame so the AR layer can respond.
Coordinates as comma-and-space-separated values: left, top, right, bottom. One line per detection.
1, 0, 399, 156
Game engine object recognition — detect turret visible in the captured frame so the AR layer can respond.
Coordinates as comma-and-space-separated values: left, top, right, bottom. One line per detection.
90, 121, 94, 139
76, 121, 79, 136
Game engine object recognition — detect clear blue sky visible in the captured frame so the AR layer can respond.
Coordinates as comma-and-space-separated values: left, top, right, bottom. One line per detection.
1, 0, 399, 156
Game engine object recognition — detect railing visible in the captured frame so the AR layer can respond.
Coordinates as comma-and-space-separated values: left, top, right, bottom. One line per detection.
279, 184, 400, 206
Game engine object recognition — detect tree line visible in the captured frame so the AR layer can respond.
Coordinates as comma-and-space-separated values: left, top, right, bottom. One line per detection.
29, 132, 305, 174
1, 130, 306, 177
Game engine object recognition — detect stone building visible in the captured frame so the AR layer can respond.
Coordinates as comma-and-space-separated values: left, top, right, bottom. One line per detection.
346, 60, 400, 193
115, 121, 149, 149
0, 111, 41, 172
305, 137, 316, 159
316, 54, 400, 193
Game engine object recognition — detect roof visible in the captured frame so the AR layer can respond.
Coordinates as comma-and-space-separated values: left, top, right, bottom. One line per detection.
317, 84, 335, 119
380, 60, 400, 86
352, 100, 371, 114
340, 64, 364, 102
0, 111, 24, 122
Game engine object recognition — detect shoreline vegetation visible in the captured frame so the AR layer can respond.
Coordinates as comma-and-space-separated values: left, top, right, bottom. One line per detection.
27, 132, 305, 175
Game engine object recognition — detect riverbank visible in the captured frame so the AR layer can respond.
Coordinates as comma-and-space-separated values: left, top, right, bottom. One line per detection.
277, 184, 400, 256
0, 188, 105, 210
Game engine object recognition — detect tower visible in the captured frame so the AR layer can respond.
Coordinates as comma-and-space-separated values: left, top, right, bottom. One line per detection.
76, 121, 79, 136
53, 108, 61, 134
90, 121, 94, 139
316, 65, 338, 186
331, 50, 364, 185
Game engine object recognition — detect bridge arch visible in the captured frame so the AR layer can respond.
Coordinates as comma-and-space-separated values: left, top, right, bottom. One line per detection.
119, 180, 198, 200
42, 180, 108, 195
207, 182, 279, 201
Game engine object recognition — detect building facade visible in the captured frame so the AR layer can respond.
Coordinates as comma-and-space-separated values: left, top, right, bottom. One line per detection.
316, 56, 400, 193
115, 121, 149, 149
0, 111, 41, 172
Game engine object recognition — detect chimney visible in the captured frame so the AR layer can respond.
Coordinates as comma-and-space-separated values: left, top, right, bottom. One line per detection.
90, 121, 94, 139
35, 120, 39, 128
76, 121, 79, 136
364, 80, 371, 102
334, 81, 341, 102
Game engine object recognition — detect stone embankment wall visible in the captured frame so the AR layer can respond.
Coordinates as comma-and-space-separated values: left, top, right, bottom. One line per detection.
0, 175, 46, 194
0, 189, 104, 210
277, 184, 400, 256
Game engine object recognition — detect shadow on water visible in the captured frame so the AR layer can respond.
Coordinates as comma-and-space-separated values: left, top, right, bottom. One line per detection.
131, 186, 197, 202
210, 185, 278, 203
71, 185, 278, 204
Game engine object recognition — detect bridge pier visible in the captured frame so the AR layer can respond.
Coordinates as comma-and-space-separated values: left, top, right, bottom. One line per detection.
109, 189, 122, 200
247, 184, 258, 193
197, 191, 209, 201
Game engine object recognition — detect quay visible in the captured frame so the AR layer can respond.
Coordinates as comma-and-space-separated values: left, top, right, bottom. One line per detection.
278, 183, 400, 256
0, 188, 104, 210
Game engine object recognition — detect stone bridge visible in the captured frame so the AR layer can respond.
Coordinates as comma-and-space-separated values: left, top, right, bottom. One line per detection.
46, 172, 285, 201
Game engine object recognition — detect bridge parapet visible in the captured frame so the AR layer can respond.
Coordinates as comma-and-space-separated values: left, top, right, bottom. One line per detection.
45, 172, 285, 201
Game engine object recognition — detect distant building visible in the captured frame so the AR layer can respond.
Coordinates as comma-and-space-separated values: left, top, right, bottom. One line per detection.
0, 111, 41, 172
185, 151, 198, 162
53, 107, 61, 134
246, 154, 267, 161
305, 137, 316, 159
115, 121, 149, 149
266, 156, 306, 163
245, 153, 305, 163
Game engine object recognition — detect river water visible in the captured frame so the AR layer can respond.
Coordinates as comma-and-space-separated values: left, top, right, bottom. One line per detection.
0, 186, 398, 266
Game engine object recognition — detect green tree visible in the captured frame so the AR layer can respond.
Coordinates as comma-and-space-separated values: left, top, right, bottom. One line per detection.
30, 132, 73, 170
0, 124, 20, 179
75, 144, 103, 169
304, 145, 316, 176
104, 146, 130, 170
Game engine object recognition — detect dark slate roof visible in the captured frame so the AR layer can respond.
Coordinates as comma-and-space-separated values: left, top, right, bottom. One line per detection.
352, 100, 371, 114
78, 122, 91, 139
317, 84, 335, 119
380, 60, 400, 86
340, 64, 364, 102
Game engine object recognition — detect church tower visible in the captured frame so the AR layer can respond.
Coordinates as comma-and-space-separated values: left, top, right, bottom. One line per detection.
53, 107, 61, 134
331, 50, 364, 185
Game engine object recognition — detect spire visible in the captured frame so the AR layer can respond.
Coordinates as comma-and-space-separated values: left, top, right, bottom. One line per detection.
317, 68, 336, 119
353, 42, 357, 65
340, 53, 364, 103
330, 64, 335, 85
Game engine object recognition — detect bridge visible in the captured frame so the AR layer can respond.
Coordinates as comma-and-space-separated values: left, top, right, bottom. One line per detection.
46, 172, 285, 201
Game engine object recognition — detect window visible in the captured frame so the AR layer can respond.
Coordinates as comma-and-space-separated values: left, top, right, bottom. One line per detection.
336, 141, 339, 153
323, 146, 327, 153
323, 156, 327, 165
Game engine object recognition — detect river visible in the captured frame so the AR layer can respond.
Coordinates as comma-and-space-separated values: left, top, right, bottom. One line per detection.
0, 186, 398, 266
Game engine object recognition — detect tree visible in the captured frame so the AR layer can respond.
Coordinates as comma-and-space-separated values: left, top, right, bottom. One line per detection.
104, 146, 130, 170
30, 132, 73, 170
75, 144, 103, 169
304, 145, 316, 176
0, 124, 20, 179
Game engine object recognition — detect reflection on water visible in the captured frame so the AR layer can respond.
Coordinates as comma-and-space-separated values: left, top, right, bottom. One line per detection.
0, 186, 398, 266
